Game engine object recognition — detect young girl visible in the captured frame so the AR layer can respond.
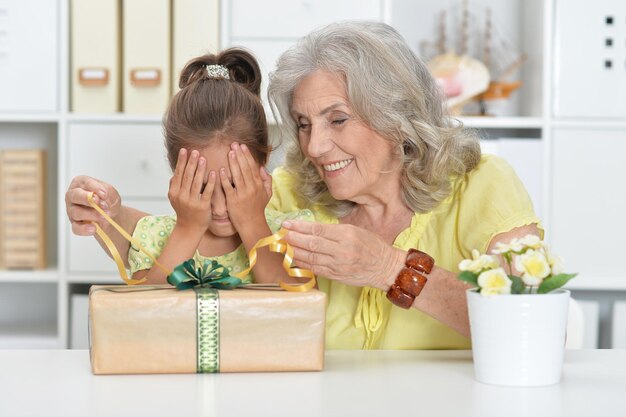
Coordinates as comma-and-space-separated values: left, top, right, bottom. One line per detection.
129, 48, 313, 284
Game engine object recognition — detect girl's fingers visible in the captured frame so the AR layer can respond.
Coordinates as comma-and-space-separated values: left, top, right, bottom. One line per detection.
190, 157, 206, 198
243, 144, 263, 182
71, 221, 97, 236
236, 143, 258, 182
65, 176, 108, 205
65, 186, 106, 213
67, 203, 102, 224
228, 148, 244, 189
219, 167, 235, 198
201, 171, 217, 203
170, 148, 188, 193
181, 150, 199, 193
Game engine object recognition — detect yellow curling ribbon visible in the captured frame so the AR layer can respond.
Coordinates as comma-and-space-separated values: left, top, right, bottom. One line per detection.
233, 228, 316, 292
87, 192, 170, 284
86, 192, 315, 291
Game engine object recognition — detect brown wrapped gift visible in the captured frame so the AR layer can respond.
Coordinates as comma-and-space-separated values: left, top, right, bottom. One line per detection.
89, 285, 326, 374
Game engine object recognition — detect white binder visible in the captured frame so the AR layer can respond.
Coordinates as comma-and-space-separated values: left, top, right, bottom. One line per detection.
123, 0, 171, 113
71, 0, 121, 113
172, 0, 220, 94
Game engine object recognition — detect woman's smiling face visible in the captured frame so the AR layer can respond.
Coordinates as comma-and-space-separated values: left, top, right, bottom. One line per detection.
291, 70, 401, 204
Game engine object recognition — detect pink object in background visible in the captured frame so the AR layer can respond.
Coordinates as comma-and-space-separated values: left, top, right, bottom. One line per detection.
435, 73, 463, 98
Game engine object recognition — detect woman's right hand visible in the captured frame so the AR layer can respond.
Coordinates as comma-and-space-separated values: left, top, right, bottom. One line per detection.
168, 148, 216, 231
65, 175, 122, 236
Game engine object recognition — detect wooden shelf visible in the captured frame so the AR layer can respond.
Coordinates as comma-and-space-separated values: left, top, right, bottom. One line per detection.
0, 269, 59, 283
552, 119, 626, 130
67, 274, 124, 285
0, 114, 59, 123
566, 277, 626, 292
66, 113, 162, 123
458, 116, 544, 129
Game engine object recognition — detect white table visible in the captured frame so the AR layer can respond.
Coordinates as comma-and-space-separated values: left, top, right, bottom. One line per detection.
1, 349, 625, 417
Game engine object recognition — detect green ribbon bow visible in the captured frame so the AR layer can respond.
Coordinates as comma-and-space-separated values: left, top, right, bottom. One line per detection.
167, 259, 243, 291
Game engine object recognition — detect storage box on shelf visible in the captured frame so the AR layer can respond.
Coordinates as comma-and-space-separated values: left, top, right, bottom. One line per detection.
0, 149, 47, 269
70, 0, 122, 113
0, 124, 59, 271
171, 0, 220, 94
70, 0, 220, 114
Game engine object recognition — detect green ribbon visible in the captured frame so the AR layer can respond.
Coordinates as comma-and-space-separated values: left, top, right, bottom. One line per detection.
166, 259, 243, 373
196, 287, 220, 373
167, 259, 243, 291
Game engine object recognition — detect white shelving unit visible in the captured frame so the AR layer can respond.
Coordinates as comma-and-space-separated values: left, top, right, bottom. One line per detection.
0, 0, 624, 349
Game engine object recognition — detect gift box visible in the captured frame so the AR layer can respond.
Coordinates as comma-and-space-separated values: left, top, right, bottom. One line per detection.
89, 285, 326, 374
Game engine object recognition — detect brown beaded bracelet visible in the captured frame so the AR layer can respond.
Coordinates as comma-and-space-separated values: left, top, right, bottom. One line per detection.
405, 248, 434, 274
386, 249, 434, 309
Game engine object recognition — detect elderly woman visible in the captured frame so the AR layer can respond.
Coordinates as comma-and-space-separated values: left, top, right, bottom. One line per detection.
66, 21, 540, 350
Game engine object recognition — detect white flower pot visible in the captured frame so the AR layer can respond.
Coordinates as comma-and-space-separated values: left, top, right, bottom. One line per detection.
466, 288, 570, 387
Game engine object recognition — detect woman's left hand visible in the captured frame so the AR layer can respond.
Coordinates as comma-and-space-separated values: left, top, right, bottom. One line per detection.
220, 142, 271, 230
281, 220, 405, 290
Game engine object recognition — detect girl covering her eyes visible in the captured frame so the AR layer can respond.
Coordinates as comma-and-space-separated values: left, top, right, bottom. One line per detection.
128, 48, 314, 284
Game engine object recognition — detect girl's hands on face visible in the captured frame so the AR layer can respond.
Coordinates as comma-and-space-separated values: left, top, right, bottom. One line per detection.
168, 148, 216, 231
220, 143, 271, 230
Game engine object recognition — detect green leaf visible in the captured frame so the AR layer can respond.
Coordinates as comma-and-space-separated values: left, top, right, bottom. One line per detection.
458, 271, 478, 287
509, 275, 525, 294
538, 273, 578, 294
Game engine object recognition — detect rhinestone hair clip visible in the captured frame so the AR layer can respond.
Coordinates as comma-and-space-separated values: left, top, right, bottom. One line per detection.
205, 64, 230, 80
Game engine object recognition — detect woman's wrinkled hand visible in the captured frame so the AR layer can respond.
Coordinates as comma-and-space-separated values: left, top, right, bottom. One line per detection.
65, 175, 122, 236
220, 142, 271, 230
281, 220, 405, 290
168, 148, 216, 231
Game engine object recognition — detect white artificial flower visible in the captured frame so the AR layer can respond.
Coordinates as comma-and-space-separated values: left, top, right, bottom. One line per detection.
491, 241, 512, 255
475, 253, 499, 271
459, 249, 499, 274
477, 268, 512, 296
508, 238, 524, 252
518, 234, 544, 250
458, 258, 475, 272
514, 249, 551, 286
491, 237, 526, 255
547, 252, 564, 275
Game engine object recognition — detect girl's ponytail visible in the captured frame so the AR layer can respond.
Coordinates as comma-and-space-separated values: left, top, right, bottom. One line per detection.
178, 55, 218, 89
217, 49, 262, 97
177, 48, 261, 97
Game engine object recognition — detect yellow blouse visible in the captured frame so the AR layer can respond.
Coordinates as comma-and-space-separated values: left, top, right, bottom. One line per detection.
268, 154, 542, 350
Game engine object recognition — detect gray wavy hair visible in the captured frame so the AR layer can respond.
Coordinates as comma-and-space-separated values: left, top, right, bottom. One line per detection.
268, 20, 481, 216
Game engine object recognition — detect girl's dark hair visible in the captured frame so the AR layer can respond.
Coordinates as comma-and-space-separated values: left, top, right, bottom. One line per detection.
164, 48, 269, 170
